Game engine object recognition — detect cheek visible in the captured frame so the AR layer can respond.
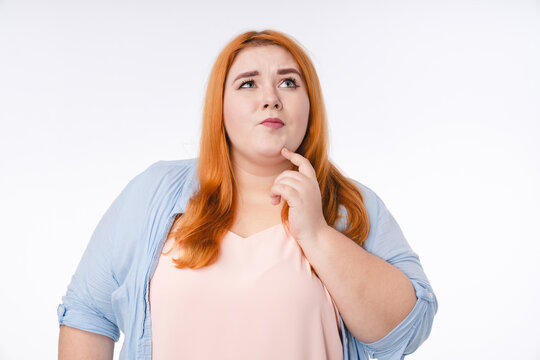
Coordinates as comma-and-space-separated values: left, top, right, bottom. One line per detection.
223, 95, 237, 133
224, 94, 247, 120
223, 99, 248, 139
295, 96, 310, 129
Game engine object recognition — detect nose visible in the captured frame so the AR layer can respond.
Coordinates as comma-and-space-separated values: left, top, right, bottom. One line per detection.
262, 86, 282, 110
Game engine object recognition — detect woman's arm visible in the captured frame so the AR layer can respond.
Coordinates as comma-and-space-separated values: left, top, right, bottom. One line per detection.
58, 325, 114, 360
304, 225, 417, 343
302, 182, 437, 358
56, 166, 156, 356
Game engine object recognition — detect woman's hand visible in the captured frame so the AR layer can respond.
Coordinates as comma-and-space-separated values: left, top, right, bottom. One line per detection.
270, 147, 329, 246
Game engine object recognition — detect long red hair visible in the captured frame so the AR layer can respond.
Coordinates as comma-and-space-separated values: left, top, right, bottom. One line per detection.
163, 29, 369, 269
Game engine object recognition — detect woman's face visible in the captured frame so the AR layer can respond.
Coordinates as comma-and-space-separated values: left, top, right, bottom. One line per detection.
223, 45, 310, 165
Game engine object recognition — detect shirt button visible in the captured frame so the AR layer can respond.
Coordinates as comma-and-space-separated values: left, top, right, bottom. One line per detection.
428, 292, 433, 299
57, 304, 66, 321
345, 337, 348, 344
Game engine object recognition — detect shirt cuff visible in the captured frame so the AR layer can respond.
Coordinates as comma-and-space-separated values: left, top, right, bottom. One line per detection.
57, 303, 120, 342
354, 280, 437, 359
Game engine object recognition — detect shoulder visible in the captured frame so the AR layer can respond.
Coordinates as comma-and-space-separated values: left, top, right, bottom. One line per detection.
133, 158, 198, 185
111, 158, 198, 217
347, 178, 385, 219
346, 178, 414, 258
108, 158, 199, 274
123, 158, 198, 196
336, 178, 386, 230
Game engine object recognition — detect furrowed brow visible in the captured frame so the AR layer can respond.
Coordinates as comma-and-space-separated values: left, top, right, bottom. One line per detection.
232, 68, 302, 83
233, 71, 259, 82
277, 68, 302, 78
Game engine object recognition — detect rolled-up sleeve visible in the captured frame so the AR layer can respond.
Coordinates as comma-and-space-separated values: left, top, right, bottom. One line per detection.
56, 162, 159, 341
351, 182, 438, 359
57, 183, 128, 341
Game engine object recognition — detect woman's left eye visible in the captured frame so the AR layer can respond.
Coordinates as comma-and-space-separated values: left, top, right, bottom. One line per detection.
281, 78, 299, 88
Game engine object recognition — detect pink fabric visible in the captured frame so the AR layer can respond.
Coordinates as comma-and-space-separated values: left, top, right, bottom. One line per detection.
149, 222, 343, 360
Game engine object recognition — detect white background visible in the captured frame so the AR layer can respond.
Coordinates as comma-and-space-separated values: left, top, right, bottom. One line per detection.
1, 0, 539, 359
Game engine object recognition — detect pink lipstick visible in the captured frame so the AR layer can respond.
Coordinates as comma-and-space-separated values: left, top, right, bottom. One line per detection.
261, 117, 284, 129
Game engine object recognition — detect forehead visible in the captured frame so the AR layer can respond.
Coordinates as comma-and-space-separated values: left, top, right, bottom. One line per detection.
228, 45, 300, 76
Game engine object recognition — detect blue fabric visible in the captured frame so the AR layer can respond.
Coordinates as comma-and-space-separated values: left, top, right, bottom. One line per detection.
57, 158, 438, 359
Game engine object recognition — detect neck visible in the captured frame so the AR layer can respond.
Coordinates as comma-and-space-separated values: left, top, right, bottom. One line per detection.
230, 152, 293, 204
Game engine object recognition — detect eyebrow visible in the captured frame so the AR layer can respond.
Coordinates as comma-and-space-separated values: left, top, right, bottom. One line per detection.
232, 68, 302, 83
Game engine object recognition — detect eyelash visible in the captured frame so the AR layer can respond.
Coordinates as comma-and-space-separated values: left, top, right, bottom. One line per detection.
239, 77, 299, 89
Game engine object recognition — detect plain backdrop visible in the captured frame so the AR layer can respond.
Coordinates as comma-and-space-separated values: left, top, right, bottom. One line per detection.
0, 0, 539, 359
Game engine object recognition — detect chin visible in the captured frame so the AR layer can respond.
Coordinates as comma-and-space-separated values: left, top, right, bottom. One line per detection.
252, 148, 284, 158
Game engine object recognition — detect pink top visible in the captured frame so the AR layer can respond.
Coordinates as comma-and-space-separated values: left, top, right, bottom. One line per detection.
149, 222, 343, 360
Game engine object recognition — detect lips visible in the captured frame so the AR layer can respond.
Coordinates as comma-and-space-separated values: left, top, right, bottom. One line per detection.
261, 117, 284, 125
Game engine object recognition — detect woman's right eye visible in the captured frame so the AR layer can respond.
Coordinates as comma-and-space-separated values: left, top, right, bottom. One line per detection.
239, 79, 255, 89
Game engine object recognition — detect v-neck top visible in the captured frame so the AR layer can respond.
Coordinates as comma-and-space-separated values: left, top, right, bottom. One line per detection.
148, 222, 343, 360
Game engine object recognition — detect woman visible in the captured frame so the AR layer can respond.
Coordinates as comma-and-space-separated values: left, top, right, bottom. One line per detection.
58, 30, 437, 360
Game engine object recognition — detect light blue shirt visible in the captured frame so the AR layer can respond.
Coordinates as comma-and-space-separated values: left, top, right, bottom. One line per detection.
57, 158, 438, 360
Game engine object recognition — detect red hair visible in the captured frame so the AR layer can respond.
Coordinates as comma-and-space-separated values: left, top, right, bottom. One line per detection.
163, 29, 369, 269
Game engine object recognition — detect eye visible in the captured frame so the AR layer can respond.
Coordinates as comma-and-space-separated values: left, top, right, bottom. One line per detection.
280, 77, 299, 88
239, 78, 255, 89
